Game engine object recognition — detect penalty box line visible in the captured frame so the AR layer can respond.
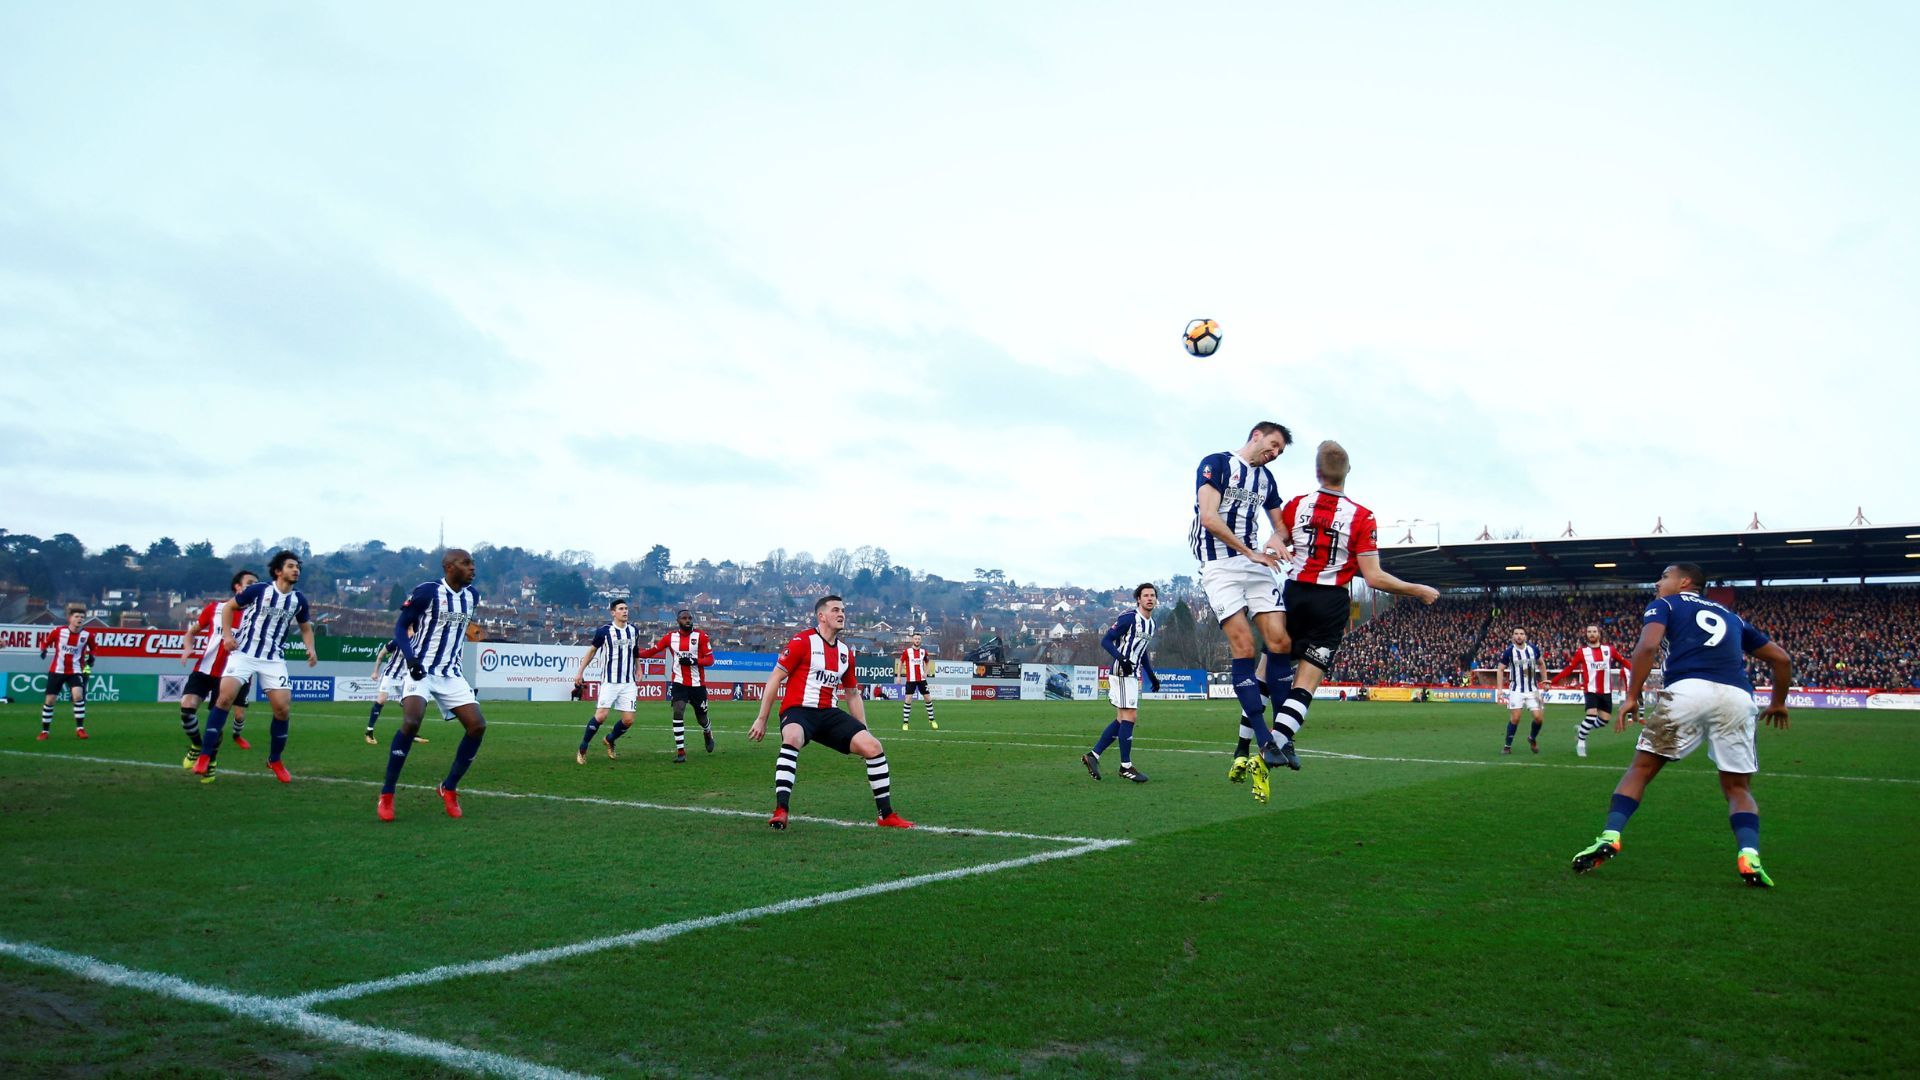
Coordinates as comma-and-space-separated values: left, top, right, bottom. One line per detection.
281, 836, 1127, 1009
0, 748, 1114, 844
0, 936, 597, 1080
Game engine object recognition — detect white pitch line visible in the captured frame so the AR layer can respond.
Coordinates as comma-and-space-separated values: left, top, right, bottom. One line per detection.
280, 837, 1127, 1009
0, 936, 597, 1080
0, 749, 1114, 844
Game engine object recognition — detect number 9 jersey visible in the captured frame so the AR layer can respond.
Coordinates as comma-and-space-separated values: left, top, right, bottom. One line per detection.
1642, 591, 1770, 692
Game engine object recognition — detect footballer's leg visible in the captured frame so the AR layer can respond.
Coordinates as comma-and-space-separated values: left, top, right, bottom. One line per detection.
1529, 705, 1543, 753
265, 689, 293, 782
71, 684, 87, 739
194, 676, 244, 780
577, 706, 609, 765
696, 697, 714, 753
771, 724, 805, 829
1576, 708, 1607, 756
603, 710, 634, 758
366, 691, 388, 744
1503, 706, 1520, 754
39, 687, 56, 740
437, 702, 486, 819
1720, 770, 1770, 887
853, 729, 911, 828
921, 690, 936, 730
179, 689, 203, 765
377, 693, 429, 821
670, 697, 688, 762
1115, 708, 1147, 783
1573, 750, 1668, 873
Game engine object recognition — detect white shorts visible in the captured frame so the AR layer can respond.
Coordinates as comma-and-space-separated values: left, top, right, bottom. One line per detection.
378, 674, 409, 697
1200, 558, 1284, 621
597, 681, 638, 712
1108, 675, 1141, 710
1506, 690, 1543, 712
1636, 678, 1759, 774
224, 653, 289, 694
403, 673, 477, 712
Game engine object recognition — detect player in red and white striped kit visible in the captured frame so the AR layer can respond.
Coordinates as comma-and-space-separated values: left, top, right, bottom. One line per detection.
1550, 625, 1633, 757
897, 631, 938, 731
1246, 442, 1438, 798
637, 609, 717, 762
37, 605, 93, 741
748, 595, 911, 830
177, 570, 257, 761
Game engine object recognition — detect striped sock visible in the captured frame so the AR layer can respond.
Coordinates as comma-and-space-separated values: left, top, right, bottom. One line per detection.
672, 715, 685, 752
73, 700, 86, 730
1272, 687, 1312, 740
902, 698, 911, 726
865, 753, 893, 817
180, 706, 201, 747
231, 710, 246, 735
695, 705, 710, 732
1236, 719, 1254, 757
924, 700, 935, 725
40, 702, 53, 732
1576, 714, 1607, 737
774, 746, 800, 810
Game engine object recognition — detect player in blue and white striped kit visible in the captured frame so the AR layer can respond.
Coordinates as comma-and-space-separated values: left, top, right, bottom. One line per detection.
572, 598, 643, 764
192, 550, 317, 785
376, 549, 487, 822
1083, 584, 1160, 783
1496, 628, 1546, 754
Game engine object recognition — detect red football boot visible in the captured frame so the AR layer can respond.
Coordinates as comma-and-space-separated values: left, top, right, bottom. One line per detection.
268, 761, 292, 783
192, 753, 211, 775
876, 812, 915, 829
74, 728, 88, 740
376, 793, 395, 822
36, 731, 49, 742
232, 735, 252, 750
436, 784, 462, 818
768, 806, 789, 830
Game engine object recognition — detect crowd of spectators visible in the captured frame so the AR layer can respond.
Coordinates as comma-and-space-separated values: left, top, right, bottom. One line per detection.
1338, 596, 1489, 686
1737, 585, 1920, 690
1333, 585, 1919, 690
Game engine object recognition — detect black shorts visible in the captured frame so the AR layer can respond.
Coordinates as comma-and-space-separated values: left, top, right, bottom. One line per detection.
779, 706, 867, 755
1283, 580, 1351, 673
670, 684, 709, 707
1584, 692, 1615, 713
44, 673, 86, 698
905, 680, 929, 697
184, 670, 251, 703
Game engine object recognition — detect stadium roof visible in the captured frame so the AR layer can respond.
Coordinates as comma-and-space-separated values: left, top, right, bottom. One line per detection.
1377, 523, 1920, 589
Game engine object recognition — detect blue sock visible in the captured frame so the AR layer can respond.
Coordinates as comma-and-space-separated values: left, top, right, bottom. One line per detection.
1529, 720, 1542, 743
382, 729, 416, 794
201, 706, 229, 759
579, 716, 603, 752
605, 720, 631, 744
443, 731, 483, 790
1504, 721, 1518, 747
1092, 720, 1121, 756
1265, 654, 1296, 741
367, 701, 384, 729
1605, 793, 1640, 833
269, 718, 289, 763
1117, 721, 1134, 764
1231, 657, 1276, 749
1730, 811, 1760, 850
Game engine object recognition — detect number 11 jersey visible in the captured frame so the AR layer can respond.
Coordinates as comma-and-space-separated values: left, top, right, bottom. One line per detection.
1279, 488, 1379, 587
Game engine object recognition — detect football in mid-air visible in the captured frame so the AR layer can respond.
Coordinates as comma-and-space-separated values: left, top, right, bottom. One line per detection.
1183, 318, 1221, 357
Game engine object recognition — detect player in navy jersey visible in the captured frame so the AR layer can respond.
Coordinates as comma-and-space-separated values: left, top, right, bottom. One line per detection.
1572, 564, 1793, 887
1190, 421, 1300, 797
192, 551, 317, 784
572, 598, 642, 764
1495, 628, 1547, 754
364, 641, 425, 746
1082, 584, 1159, 783
376, 549, 487, 822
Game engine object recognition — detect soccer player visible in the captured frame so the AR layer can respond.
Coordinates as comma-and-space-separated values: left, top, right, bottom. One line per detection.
572, 598, 641, 764
1496, 627, 1547, 754
1549, 624, 1631, 757
1082, 584, 1159, 783
37, 604, 94, 741
192, 550, 318, 784
376, 548, 486, 822
364, 640, 425, 746
637, 609, 716, 762
1190, 421, 1299, 802
178, 571, 257, 762
1571, 563, 1792, 887
748, 595, 911, 830
1256, 440, 1439, 792
898, 631, 938, 731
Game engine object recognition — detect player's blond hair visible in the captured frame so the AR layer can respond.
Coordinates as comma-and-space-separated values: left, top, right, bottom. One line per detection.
1316, 440, 1351, 485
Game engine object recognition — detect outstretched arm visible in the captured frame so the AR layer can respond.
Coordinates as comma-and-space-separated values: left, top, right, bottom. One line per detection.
1356, 553, 1439, 605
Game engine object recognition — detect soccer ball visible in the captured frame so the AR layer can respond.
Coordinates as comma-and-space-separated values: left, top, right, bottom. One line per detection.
1183, 319, 1221, 358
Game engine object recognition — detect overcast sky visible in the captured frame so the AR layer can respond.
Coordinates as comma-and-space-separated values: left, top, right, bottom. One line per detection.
3, 3, 1915, 586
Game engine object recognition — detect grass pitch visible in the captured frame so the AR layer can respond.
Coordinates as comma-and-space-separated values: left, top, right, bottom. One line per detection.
3, 698, 1916, 1077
